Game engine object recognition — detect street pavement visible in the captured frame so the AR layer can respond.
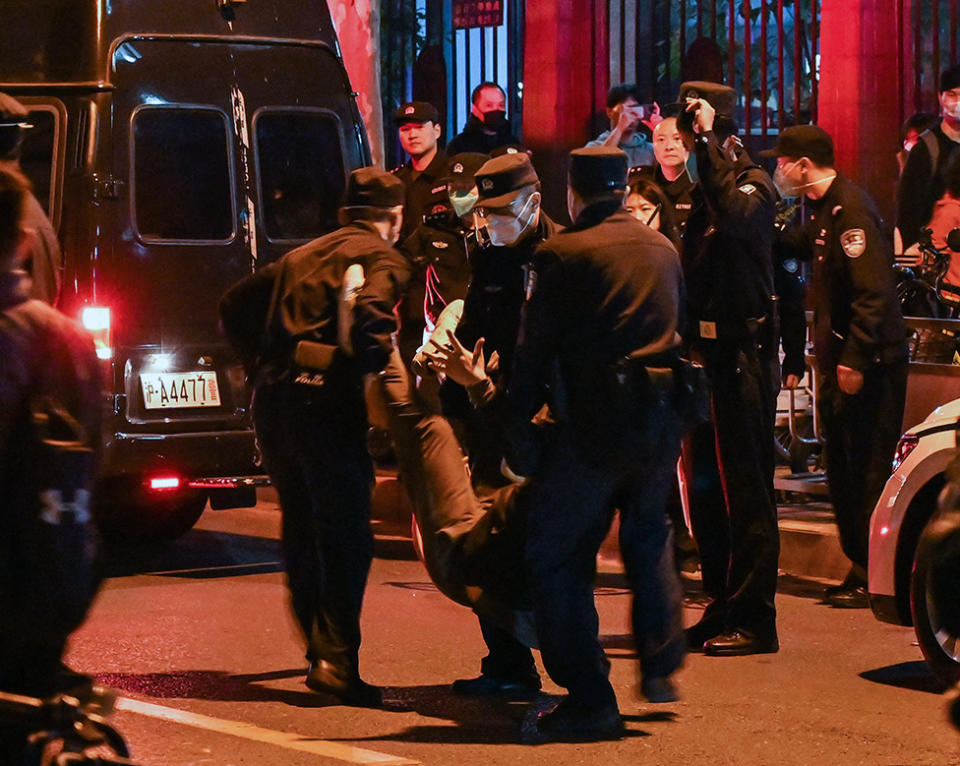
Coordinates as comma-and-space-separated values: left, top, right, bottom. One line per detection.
65, 499, 960, 765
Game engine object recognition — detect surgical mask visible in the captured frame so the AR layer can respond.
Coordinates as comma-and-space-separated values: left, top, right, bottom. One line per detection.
482, 194, 538, 247
449, 189, 479, 218
482, 109, 507, 130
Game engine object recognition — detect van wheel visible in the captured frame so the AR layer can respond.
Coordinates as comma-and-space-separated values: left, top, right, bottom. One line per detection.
910, 503, 960, 689
93, 477, 208, 543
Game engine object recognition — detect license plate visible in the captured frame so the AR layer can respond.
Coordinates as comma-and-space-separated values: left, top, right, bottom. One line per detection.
140, 371, 221, 410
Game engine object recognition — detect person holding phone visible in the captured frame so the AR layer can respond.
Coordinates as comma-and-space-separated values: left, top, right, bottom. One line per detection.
587, 84, 662, 170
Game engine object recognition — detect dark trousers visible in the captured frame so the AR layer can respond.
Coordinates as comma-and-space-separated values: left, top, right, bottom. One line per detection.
687, 341, 780, 637
0, 637, 66, 762
253, 381, 374, 677
818, 357, 908, 575
525, 404, 686, 710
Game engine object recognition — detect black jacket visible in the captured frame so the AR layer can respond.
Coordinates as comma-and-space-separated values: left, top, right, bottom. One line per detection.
446, 115, 521, 156
682, 132, 777, 343
509, 204, 684, 423
219, 223, 410, 384
897, 123, 960, 249
808, 174, 907, 374
392, 150, 451, 242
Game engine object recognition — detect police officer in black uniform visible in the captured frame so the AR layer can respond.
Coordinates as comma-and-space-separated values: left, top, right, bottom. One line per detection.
677, 82, 782, 656
436, 146, 687, 741
220, 167, 410, 706
762, 125, 909, 607
441, 152, 559, 699
400, 152, 488, 354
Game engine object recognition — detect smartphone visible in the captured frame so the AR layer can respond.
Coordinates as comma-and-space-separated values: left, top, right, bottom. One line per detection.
635, 103, 657, 119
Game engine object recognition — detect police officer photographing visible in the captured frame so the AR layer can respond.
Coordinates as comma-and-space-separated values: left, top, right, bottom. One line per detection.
762, 125, 908, 608
220, 167, 410, 707
676, 82, 782, 656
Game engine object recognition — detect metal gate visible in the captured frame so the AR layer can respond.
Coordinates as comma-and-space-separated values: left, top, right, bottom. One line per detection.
609, 0, 820, 144
901, 0, 960, 120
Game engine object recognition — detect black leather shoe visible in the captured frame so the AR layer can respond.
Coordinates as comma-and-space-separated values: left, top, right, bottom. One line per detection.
825, 585, 870, 609
451, 673, 541, 699
640, 675, 679, 703
527, 698, 624, 744
704, 629, 779, 656
306, 661, 383, 708
685, 615, 724, 650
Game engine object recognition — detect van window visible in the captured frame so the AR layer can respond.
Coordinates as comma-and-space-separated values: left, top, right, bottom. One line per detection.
254, 110, 346, 242
133, 108, 234, 242
20, 109, 57, 216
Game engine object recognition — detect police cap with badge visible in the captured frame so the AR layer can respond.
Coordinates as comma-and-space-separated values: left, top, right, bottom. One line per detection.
759, 124, 835, 167
474, 152, 540, 209
568, 146, 629, 199
393, 101, 440, 125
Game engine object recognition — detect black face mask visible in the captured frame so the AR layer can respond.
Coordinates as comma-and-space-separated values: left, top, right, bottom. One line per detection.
482, 109, 507, 130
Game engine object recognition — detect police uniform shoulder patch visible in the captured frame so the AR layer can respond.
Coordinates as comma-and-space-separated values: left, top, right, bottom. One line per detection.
840, 228, 866, 258
738, 183, 757, 195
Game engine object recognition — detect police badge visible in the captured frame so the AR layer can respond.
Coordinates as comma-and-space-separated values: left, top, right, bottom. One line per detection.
840, 228, 866, 258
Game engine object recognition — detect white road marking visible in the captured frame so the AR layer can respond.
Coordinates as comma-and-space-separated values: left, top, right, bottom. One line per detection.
115, 697, 421, 765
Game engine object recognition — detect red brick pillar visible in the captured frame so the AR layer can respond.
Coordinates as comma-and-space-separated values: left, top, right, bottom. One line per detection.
817, 0, 901, 220
522, 0, 608, 222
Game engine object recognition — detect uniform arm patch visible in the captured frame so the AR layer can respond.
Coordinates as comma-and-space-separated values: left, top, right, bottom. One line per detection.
840, 228, 866, 258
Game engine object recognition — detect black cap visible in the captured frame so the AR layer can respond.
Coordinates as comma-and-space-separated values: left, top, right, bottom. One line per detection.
343, 166, 406, 208
941, 64, 960, 93
475, 153, 539, 207
444, 152, 489, 187
568, 146, 628, 198
759, 124, 835, 167
676, 81, 737, 115
394, 101, 440, 125
489, 144, 531, 158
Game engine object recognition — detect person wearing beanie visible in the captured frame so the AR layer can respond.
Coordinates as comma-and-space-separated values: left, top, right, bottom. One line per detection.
897, 63, 960, 250
428, 145, 687, 741
219, 166, 411, 709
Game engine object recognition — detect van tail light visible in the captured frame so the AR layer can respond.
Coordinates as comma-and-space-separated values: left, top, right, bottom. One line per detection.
148, 475, 182, 492
892, 433, 919, 472
80, 307, 113, 360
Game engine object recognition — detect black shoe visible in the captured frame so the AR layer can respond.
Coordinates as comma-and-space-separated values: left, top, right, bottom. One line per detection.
824, 585, 870, 609
640, 675, 679, 703
306, 661, 384, 708
527, 698, 624, 744
451, 673, 541, 699
704, 629, 779, 656
685, 615, 724, 650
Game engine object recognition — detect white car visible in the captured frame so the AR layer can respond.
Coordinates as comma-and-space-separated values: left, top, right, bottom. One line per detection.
868, 397, 960, 685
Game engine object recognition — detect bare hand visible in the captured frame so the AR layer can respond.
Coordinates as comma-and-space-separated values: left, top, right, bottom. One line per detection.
424, 330, 488, 387
641, 102, 663, 131
686, 97, 715, 134
836, 365, 864, 395
615, 103, 641, 133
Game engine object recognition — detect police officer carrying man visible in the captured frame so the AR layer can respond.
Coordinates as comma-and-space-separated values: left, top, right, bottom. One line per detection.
762, 125, 908, 607
676, 82, 782, 656
220, 167, 410, 706
441, 151, 559, 699
433, 146, 687, 741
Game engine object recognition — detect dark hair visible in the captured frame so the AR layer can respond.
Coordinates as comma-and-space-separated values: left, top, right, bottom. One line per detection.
0, 164, 28, 266
901, 112, 939, 143
625, 172, 681, 250
471, 82, 505, 105
606, 83, 643, 109
944, 151, 960, 198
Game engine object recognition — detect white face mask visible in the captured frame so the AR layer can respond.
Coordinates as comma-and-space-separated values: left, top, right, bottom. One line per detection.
773, 159, 803, 198
482, 193, 538, 247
